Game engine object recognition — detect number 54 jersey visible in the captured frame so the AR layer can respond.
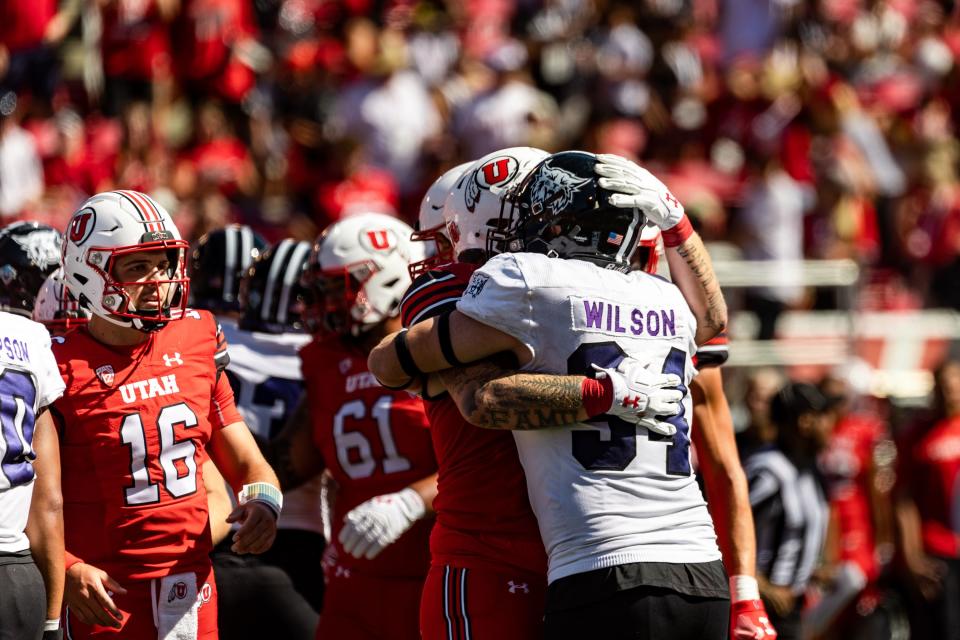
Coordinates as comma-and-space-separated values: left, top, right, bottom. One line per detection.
52, 310, 242, 582
457, 253, 721, 584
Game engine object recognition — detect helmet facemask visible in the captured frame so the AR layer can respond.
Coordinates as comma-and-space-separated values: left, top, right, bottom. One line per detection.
88, 239, 190, 332
408, 224, 454, 278
305, 259, 381, 337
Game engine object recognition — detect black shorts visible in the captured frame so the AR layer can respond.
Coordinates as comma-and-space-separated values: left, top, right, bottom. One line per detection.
544, 560, 730, 640
0, 551, 45, 640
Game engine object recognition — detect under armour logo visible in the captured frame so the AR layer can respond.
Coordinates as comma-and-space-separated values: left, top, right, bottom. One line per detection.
507, 581, 529, 594
622, 395, 641, 409
335, 566, 352, 579
162, 352, 183, 367
664, 192, 680, 209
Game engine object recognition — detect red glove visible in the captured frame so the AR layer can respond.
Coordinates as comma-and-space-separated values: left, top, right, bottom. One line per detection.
731, 599, 777, 640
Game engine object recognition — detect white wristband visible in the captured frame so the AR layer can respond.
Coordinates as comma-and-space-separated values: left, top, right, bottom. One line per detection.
44, 620, 61, 631
238, 482, 283, 518
730, 575, 760, 602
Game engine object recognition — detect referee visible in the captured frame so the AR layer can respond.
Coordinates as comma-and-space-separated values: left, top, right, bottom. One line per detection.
742, 382, 833, 639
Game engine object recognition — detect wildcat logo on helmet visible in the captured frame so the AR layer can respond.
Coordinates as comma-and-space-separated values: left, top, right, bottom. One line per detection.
68, 208, 97, 245
465, 155, 520, 213
13, 228, 61, 269
528, 160, 592, 217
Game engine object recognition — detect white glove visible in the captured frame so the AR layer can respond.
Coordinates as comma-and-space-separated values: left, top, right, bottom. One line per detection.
594, 154, 686, 230
338, 487, 426, 560
591, 359, 683, 436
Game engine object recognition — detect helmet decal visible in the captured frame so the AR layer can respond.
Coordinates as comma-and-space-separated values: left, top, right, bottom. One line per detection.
466, 155, 520, 212
12, 227, 59, 270
528, 160, 592, 218
68, 208, 96, 244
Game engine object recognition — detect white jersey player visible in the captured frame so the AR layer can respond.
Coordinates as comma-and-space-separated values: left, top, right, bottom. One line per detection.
0, 311, 66, 639
369, 151, 733, 640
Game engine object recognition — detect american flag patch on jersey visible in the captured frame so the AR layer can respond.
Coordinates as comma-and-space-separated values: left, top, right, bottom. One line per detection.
607, 231, 624, 246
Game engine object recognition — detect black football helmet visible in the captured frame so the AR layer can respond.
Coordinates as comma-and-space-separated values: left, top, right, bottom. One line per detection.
0, 221, 62, 316
238, 238, 311, 333
488, 151, 646, 273
189, 224, 268, 314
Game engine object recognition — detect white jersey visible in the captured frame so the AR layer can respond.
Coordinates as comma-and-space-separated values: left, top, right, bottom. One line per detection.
219, 318, 324, 534
0, 312, 64, 553
457, 253, 720, 583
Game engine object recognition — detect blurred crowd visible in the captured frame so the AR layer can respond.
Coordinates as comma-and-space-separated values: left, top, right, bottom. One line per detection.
2, 0, 960, 324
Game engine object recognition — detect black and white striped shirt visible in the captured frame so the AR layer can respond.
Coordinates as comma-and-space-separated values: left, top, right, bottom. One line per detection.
743, 445, 828, 594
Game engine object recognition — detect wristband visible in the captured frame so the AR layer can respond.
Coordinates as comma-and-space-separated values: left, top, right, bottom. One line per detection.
730, 575, 761, 602
393, 330, 422, 380
581, 377, 614, 417
437, 312, 464, 367
44, 620, 60, 631
65, 550, 83, 572
661, 215, 693, 247
238, 482, 283, 519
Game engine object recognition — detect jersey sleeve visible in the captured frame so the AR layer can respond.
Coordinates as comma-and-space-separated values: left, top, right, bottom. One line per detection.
33, 325, 65, 408
693, 332, 729, 369
401, 270, 466, 327
210, 372, 242, 429
455, 254, 537, 358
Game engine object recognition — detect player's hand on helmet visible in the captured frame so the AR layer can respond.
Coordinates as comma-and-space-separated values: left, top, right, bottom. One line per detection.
339, 487, 426, 560
227, 501, 278, 555
731, 598, 778, 640
594, 154, 686, 230
591, 359, 682, 436
64, 562, 127, 629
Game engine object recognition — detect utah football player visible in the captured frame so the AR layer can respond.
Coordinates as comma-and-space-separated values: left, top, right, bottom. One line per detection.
55, 191, 280, 639
267, 213, 438, 640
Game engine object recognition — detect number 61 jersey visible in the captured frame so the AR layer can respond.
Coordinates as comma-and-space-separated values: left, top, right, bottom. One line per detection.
52, 310, 242, 582
457, 253, 721, 584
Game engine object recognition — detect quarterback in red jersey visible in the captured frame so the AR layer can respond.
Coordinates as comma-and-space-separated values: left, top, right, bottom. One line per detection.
55, 191, 281, 639
268, 212, 438, 640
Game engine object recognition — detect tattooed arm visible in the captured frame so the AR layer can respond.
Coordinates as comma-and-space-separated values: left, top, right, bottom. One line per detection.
440, 361, 591, 430
665, 231, 727, 345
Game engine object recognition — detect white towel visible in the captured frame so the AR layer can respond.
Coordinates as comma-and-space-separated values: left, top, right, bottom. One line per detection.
155, 572, 199, 640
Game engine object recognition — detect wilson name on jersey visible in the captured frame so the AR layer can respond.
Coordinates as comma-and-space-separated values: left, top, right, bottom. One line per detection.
0, 312, 65, 553
458, 253, 721, 584
52, 309, 241, 581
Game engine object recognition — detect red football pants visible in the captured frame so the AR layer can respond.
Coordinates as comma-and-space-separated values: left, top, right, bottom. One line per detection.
316, 568, 424, 640
420, 564, 546, 640
64, 566, 217, 639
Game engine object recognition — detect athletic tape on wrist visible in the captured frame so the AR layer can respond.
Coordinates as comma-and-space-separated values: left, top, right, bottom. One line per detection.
437, 312, 464, 367
730, 575, 760, 602
238, 482, 283, 518
393, 329, 423, 380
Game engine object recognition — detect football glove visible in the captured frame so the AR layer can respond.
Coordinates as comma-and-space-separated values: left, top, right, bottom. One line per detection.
591, 359, 682, 436
594, 154, 686, 230
731, 599, 777, 640
339, 487, 426, 560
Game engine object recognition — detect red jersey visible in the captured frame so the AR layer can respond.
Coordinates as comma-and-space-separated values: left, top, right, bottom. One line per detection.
53, 310, 241, 582
400, 263, 547, 576
300, 336, 436, 579
902, 416, 960, 558
819, 414, 885, 579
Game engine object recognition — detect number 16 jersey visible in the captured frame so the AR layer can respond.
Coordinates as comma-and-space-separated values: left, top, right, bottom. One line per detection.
457, 253, 720, 584
52, 310, 242, 582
